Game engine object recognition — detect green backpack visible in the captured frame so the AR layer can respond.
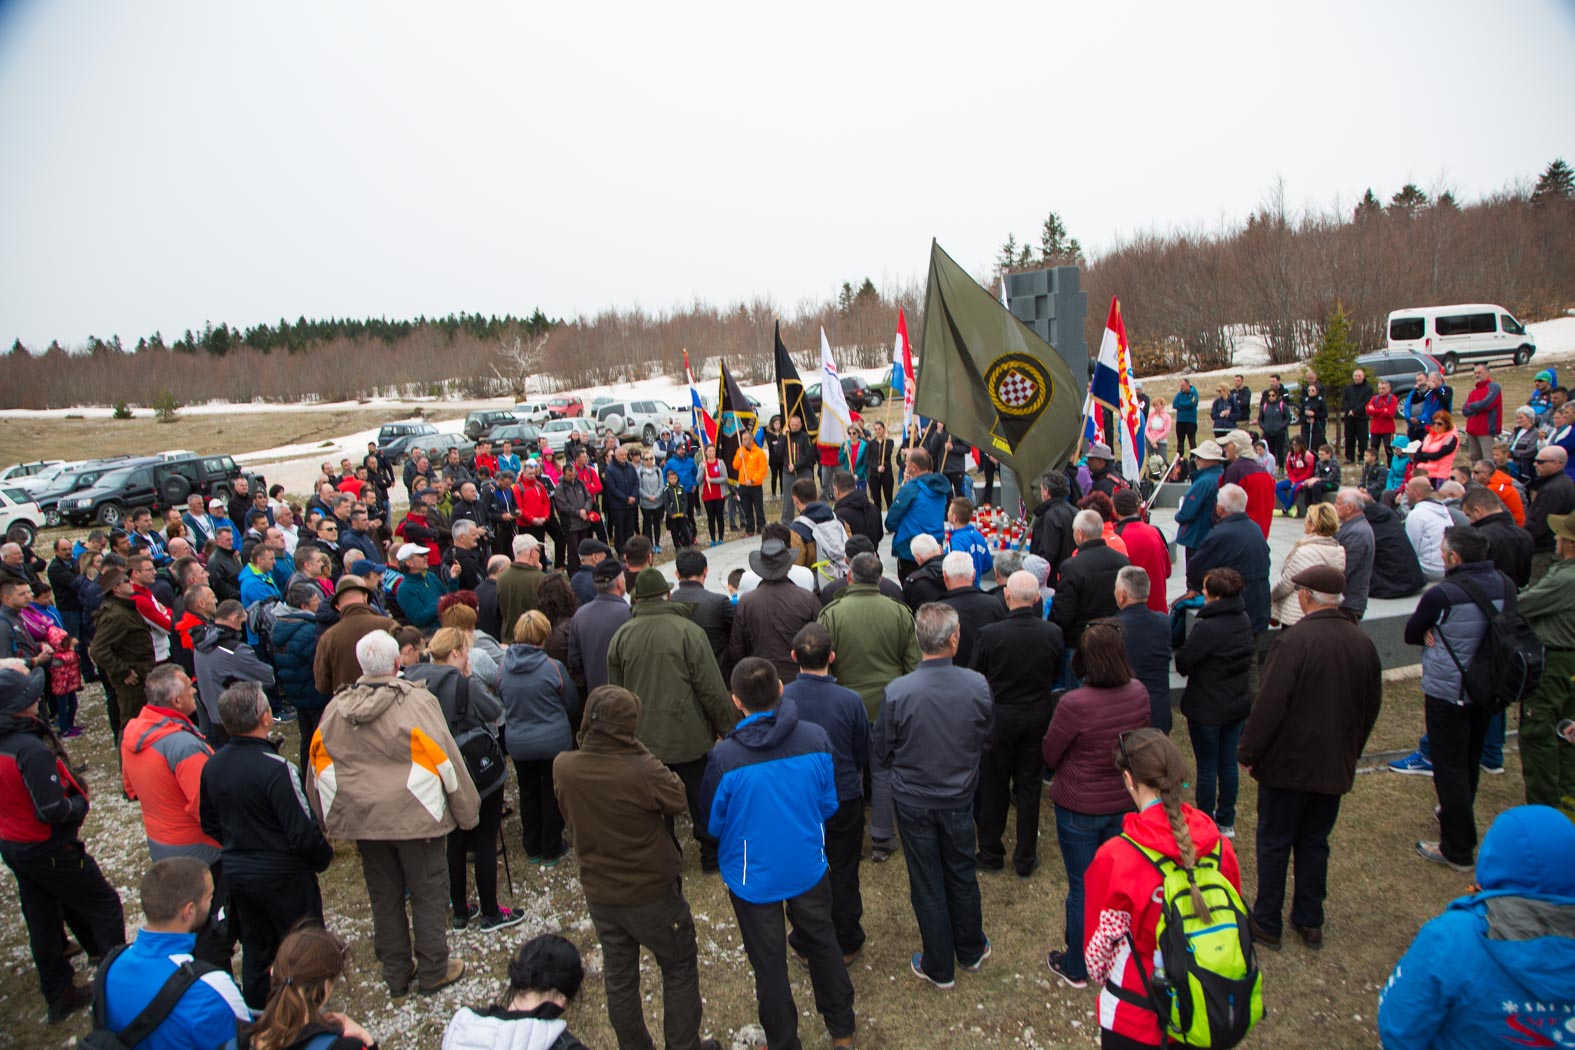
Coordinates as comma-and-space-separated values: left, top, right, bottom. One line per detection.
1116, 834, 1265, 1048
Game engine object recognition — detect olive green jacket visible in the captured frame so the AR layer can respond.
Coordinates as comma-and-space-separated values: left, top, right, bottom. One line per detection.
606, 600, 736, 765
818, 583, 921, 722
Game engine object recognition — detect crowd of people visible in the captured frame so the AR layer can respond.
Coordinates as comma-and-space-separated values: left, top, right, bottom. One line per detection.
0, 358, 1572, 1048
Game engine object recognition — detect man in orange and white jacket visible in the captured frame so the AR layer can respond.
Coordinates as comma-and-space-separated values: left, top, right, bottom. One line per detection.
307, 628, 479, 998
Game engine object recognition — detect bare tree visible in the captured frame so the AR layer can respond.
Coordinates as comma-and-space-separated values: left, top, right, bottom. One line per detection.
491, 332, 549, 398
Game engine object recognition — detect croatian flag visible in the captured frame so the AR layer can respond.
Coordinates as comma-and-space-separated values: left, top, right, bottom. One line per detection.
892, 308, 916, 439
684, 349, 713, 446
1090, 297, 1144, 478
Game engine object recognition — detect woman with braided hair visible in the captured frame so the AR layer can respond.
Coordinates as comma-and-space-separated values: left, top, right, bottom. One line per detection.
1079, 729, 1241, 1049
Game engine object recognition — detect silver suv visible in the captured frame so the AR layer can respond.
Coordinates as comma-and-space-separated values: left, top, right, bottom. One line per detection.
595, 399, 685, 445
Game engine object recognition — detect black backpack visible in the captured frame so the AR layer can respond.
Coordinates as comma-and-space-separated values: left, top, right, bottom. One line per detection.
83, 944, 221, 1050
1439, 572, 1546, 712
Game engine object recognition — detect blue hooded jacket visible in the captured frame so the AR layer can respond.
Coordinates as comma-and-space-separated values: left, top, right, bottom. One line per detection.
885, 472, 951, 561
669, 449, 698, 493
1175, 462, 1223, 550
1378, 805, 1575, 1049
701, 699, 837, 904
103, 928, 252, 1050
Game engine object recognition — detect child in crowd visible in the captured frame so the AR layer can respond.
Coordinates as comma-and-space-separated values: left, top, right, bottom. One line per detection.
664, 469, 695, 550
1360, 447, 1386, 504
1310, 444, 1342, 507
945, 498, 993, 585
1252, 439, 1276, 476
726, 567, 745, 604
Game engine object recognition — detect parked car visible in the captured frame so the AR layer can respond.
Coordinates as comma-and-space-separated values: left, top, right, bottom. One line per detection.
464, 409, 519, 441
0, 460, 63, 484
1386, 304, 1535, 375
545, 395, 584, 419
1354, 350, 1444, 398
59, 454, 262, 528
486, 423, 543, 455
805, 374, 885, 414
376, 421, 442, 462
0, 487, 43, 548
539, 416, 601, 447
31, 458, 151, 526
512, 401, 553, 426
594, 399, 685, 445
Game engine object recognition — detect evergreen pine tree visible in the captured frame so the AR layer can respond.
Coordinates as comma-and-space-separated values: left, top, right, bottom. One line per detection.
997, 234, 1019, 272
1310, 301, 1360, 394
855, 277, 878, 304
1388, 183, 1429, 217
1354, 188, 1383, 222
837, 281, 855, 312
1038, 211, 1085, 263
1532, 158, 1574, 205
1015, 243, 1034, 268
1434, 190, 1460, 212
9, 338, 25, 357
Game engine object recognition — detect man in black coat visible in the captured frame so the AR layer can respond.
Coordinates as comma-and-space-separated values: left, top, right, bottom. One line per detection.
1114, 566, 1174, 732
1182, 483, 1272, 691
1363, 500, 1426, 599
938, 552, 1004, 669
1049, 511, 1130, 681
900, 535, 948, 611
672, 548, 735, 676
970, 571, 1063, 876
1339, 368, 1375, 464
1237, 565, 1381, 950
819, 536, 903, 607
1527, 447, 1575, 582
831, 471, 881, 548
1029, 472, 1077, 582
1462, 487, 1532, 587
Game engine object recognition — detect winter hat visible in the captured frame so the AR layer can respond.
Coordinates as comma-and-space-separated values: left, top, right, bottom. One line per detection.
631, 568, 673, 601
0, 665, 44, 716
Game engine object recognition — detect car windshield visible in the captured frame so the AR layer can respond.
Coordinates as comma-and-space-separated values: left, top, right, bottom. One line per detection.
93, 467, 134, 488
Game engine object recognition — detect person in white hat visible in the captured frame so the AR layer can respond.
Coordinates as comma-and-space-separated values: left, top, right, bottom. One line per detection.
390, 543, 455, 634
1175, 440, 1227, 564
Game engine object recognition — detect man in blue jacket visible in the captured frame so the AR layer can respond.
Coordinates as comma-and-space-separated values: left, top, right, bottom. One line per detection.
1379, 804, 1575, 1049
885, 448, 952, 581
701, 657, 855, 1050
101, 857, 251, 1050
782, 623, 870, 962
602, 444, 641, 552
1175, 440, 1226, 569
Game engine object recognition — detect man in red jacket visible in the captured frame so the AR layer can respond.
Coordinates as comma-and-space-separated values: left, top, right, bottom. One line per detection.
1461, 364, 1503, 465
1366, 379, 1400, 465
1111, 491, 1170, 612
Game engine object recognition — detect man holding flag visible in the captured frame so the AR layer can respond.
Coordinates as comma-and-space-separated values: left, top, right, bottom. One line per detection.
775, 323, 818, 521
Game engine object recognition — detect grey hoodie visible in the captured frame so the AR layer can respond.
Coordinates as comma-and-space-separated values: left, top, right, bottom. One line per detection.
638, 465, 665, 510
499, 644, 580, 762
193, 623, 275, 736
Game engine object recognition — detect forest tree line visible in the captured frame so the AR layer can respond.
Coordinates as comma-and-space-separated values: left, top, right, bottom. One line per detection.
2, 160, 1571, 410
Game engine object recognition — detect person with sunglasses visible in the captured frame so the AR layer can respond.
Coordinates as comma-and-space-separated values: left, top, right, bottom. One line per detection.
1527, 445, 1575, 584
1040, 620, 1150, 990
1410, 410, 1461, 488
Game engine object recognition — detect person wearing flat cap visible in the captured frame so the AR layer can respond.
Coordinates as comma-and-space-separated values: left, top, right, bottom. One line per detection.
1236, 563, 1382, 952
606, 569, 735, 872
0, 661, 126, 1022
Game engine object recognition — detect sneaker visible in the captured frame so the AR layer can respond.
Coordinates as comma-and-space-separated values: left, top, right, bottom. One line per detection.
1045, 950, 1088, 989
542, 852, 567, 868
478, 907, 526, 933
960, 940, 991, 972
274, 707, 298, 724
1416, 840, 1474, 872
62, 727, 84, 739
1480, 762, 1506, 775
45, 982, 92, 1024
419, 959, 466, 996
909, 953, 954, 990
451, 902, 477, 930
1388, 750, 1433, 776
1218, 824, 1236, 839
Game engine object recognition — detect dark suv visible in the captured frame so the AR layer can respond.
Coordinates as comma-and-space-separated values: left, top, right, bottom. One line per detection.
464, 410, 520, 441
1354, 350, 1442, 398
60, 454, 261, 528
805, 375, 885, 414
377, 421, 441, 463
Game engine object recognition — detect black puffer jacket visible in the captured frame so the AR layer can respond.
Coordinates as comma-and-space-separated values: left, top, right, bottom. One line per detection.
1031, 497, 1077, 580
198, 735, 333, 879
1175, 594, 1254, 726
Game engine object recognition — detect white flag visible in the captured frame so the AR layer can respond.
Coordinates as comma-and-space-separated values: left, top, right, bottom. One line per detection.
818, 327, 851, 446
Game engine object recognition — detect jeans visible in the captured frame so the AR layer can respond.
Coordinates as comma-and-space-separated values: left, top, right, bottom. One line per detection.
895, 801, 987, 984
1187, 719, 1245, 827
1252, 786, 1340, 936
588, 883, 706, 1050
1426, 695, 1496, 864
1052, 807, 1127, 981
1274, 478, 1305, 511
730, 874, 856, 1050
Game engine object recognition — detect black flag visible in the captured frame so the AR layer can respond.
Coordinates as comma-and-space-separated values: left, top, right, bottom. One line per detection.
774, 322, 819, 438
716, 360, 758, 482
914, 240, 1083, 482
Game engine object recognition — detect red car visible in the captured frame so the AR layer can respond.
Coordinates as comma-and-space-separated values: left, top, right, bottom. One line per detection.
546, 395, 584, 419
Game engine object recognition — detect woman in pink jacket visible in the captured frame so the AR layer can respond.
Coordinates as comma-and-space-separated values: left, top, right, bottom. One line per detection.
1144, 398, 1172, 464
1411, 410, 1461, 486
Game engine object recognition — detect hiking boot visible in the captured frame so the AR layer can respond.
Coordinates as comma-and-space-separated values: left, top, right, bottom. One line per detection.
1291, 923, 1324, 950
871, 839, 897, 863
1388, 750, 1433, 776
478, 907, 525, 933
62, 937, 83, 959
1045, 950, 1088, 989
1248, 916, 1282, 951
1416, 840, 1474, 872
959, 940, 991, 972
420, 959, 466, 996
45, 982, 92, 1024
909, 953, 954, 990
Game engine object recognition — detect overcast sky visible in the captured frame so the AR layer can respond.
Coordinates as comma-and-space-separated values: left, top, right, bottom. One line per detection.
2, 0, 1572, 347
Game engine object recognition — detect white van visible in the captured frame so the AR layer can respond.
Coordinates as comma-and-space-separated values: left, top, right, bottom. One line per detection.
1385, 304, 1536, 375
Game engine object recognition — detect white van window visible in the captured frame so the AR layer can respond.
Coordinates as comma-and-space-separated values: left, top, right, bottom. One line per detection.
1390, 317, 1425, 341
1501, 314, 1526, 336
1435, 312, 1496, 337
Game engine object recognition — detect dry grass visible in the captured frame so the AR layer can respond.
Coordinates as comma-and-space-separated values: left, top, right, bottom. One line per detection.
0, 677, 1526, 1048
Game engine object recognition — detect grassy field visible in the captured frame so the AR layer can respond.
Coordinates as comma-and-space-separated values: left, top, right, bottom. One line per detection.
0, 677, 1527, 1049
